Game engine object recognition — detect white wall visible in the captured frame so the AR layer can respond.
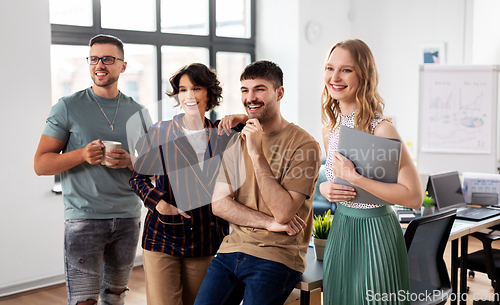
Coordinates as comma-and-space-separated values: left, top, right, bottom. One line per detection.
297, 0, 351, 157
256, 0, 351, 157
256, 0, 470, 161
256, 0, 301, 125
472, 0, 500, 64
0, 0, 65, 295
350, 0, 468, 159
0, 0, 143, 296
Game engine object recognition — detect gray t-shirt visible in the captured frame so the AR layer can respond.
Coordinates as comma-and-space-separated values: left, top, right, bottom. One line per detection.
43, 87, 144, 220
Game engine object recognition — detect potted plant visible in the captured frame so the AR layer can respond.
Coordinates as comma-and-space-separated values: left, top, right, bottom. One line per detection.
312, 210, 333, 260
422, 192, 435, 216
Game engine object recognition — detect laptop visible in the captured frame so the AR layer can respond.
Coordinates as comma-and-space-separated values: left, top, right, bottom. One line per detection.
427, 171, 500, 221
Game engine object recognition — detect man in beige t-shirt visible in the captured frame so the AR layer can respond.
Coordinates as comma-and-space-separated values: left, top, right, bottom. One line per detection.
194, 60, 321, 305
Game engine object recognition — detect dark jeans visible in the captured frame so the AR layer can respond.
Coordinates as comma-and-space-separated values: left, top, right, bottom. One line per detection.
194, 252, 301, 305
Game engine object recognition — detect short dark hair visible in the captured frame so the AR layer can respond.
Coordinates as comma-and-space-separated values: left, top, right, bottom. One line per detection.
89, 34, 125, 58
166, 63, 223, 112
240, 60, 283, 90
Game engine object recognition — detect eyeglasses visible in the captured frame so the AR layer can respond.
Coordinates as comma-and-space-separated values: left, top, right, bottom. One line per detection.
86, 56, 124, 65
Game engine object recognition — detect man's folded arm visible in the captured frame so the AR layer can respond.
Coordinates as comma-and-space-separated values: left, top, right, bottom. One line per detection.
211, 182, 305, 236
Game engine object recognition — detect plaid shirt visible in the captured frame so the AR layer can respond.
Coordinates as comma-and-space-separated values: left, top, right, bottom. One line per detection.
130, 115, 237, 257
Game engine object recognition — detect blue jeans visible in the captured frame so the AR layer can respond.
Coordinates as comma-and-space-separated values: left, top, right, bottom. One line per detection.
64, 218, 141, 305
194, 252, 301, 305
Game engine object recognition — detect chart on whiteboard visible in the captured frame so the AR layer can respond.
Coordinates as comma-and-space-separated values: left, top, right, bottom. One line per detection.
421, 71, 493, 154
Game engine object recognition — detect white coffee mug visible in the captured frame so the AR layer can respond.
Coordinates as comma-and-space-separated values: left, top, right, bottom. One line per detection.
102, 141, 122, 166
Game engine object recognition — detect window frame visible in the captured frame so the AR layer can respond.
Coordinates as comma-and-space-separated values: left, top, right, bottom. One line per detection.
50, 0, 256, 120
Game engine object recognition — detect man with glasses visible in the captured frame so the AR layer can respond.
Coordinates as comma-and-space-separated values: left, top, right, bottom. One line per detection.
34, 34, 148, 305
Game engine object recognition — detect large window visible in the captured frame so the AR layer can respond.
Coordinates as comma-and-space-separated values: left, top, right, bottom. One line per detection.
49, 0, 254, 120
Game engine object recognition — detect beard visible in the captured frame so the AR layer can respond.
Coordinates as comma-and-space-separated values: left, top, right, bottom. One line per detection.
91, 71, 119, 88
245, 100, 275, 123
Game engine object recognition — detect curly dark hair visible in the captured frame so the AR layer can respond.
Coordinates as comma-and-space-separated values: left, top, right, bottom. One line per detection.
166, 63, 223, 112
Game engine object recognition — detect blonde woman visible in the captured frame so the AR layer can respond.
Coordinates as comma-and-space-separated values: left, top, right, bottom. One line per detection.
320, 39, 423, 305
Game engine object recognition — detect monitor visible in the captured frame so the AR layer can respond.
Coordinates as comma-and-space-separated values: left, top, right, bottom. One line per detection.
426, 171, 467, 212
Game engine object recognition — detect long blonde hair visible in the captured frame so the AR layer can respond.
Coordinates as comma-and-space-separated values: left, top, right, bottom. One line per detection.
321, 39, 385, 133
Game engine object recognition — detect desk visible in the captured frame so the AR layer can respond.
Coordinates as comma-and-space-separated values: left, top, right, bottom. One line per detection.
295, 214, 500, 305
295, 248, 323, 305
449, 214, 500, 305
390, 213, 499, 305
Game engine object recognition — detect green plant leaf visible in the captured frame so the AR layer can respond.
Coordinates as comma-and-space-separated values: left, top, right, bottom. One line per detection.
312, 210, 332, 239
422, 195, 435, 207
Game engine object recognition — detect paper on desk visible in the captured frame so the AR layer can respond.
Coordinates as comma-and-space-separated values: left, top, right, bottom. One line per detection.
450, 221, 470, 234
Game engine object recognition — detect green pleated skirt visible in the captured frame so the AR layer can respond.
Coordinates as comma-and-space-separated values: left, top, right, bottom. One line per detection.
323, 204, 410, 305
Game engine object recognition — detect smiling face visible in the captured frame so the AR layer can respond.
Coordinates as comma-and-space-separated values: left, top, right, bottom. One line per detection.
178, 74, 208, 118
324, 47, 360, 106
89, 43, 126, 89
240, 78, 283, 123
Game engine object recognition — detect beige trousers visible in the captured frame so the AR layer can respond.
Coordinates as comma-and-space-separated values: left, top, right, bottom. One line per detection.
142, 249, 214, 305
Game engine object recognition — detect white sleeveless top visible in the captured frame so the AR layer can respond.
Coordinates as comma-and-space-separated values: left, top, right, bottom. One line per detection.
324, 110, 388, 209
181, 126, 208, 168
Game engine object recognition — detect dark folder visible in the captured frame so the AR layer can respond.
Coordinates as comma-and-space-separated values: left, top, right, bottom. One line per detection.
334, 125, 402, 206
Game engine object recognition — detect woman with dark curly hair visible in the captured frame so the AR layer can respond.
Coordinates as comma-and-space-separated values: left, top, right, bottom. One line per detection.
130, 63, 247, 305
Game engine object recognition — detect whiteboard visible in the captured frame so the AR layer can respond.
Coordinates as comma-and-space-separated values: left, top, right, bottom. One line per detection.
417, 65, 500, 174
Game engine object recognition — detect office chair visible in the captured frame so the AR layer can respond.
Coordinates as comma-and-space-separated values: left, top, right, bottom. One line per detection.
404, 209, 457, 305
464, 230, 500, 305
463, 191, 500, 304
